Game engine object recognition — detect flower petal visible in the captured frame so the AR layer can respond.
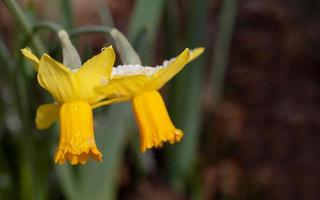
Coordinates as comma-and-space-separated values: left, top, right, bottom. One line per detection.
188, 47, 204, 63
21, 48, 40, 71
147, 48, 190, 90
76, 46, 115, 103
38, 54, 80, 102
55, 101, 102, 165
132, 90, 183, 152
96, 75, 149, 99
36, 103, 60, 129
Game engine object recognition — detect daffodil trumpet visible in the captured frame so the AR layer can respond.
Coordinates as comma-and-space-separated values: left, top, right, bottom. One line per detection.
97, 48, 204, 152
21, 46, 117, 165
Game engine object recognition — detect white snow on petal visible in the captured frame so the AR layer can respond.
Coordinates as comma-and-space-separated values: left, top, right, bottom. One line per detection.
111, 57, 176, 78
111, 64, 161, 77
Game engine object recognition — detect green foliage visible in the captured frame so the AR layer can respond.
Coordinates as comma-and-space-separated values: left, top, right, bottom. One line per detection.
165, 0, 208, 195
59, 0, 74, 30
0, 0, 236, 199
128, 0, 164, 63
211, 0, 238, 107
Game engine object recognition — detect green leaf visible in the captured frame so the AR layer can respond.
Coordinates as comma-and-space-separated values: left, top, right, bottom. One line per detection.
128, 0, 164, 63
2, 0, 45, 54
79, 104, 132, 200
59, 0, 74, 30
165, 0, 208, 193
55, 165, 80, 200
95, 0, 114, 27
211, 0, 238, 107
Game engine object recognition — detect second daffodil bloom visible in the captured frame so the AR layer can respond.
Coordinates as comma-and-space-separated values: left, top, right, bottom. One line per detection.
96, 48, 204, 152
21, 46, 116, 165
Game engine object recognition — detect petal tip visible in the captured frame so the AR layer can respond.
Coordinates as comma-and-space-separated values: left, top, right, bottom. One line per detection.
54, 148, 103, 165
140, 129, 184, 153
188, 47, 205, 63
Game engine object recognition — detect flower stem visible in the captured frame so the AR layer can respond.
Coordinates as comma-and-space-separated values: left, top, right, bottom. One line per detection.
59, 0, 74, 30
34, 21, 64, 33
69, 26, 112, 38
2, 0, 45, 54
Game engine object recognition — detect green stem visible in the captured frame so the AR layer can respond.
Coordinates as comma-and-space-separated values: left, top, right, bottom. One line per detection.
21, 21, 64, 47
95, 0, 114, 27
60, 0, 74, 30
31, 24, 113, 45
69, 26, 113, 38
2, 0, 45, 54
34, 21, 64, 33
166, 0, 207, 194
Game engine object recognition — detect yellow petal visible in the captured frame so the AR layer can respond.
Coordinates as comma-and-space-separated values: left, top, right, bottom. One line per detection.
35, 103, 60, 129
21, 48, 40, 71
147, 48, 190, 90
96, 75, 149, 99
188, 47, 204, 63
37, 54, 80, 102
76, 46, 115, 103
55, 101, 102, 165
132, 90, 183, 152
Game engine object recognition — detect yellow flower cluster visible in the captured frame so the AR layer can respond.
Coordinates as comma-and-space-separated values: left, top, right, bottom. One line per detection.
21, 46, 204, 165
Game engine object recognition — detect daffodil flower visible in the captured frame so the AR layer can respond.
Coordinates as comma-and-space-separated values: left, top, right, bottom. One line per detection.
96, 48, 204, 152
21, 46, 117, 165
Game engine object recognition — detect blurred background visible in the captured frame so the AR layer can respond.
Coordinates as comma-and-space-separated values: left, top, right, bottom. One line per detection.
0, 0, 320, 199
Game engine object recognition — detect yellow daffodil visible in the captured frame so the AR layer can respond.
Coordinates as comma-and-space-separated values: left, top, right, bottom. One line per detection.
96, 48, 204, 152
21, 46, 117, 165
